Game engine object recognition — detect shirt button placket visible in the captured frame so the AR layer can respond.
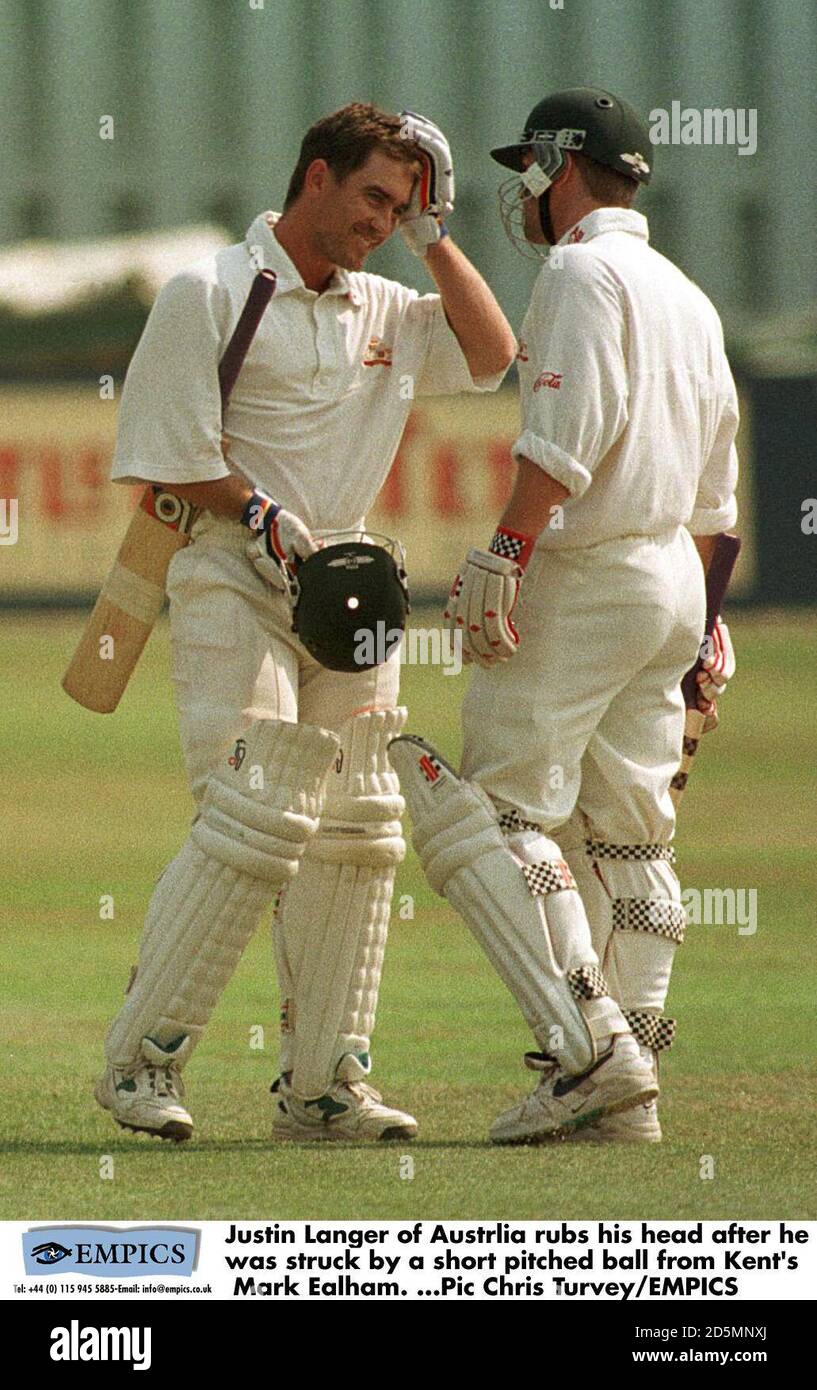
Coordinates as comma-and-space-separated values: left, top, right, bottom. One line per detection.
314, 300, 333, 394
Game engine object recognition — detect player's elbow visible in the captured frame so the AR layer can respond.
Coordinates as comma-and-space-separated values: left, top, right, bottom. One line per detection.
467, 328, 516, 381
490, 326, 518, 376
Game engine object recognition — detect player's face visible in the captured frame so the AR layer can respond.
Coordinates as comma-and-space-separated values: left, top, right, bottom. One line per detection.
318, 152, 416, 269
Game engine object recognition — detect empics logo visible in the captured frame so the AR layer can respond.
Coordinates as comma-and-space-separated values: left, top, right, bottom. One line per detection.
23, 1225, 198, 1277
50, 1321, 151, 1372
30, 1241, 72, 1266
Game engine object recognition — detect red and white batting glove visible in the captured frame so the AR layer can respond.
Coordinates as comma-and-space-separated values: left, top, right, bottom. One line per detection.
398, 110, 455, 256
242, 488, 317, 587
696, 617, 735, 731
443, 525, 534, 667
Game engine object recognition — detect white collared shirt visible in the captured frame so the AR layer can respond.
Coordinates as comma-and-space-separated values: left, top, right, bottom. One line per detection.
513, 207, 739, 548
112, 211, 504, 529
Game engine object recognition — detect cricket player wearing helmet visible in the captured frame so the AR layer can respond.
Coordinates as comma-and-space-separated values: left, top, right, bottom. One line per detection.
392, 87, 737, 1143
95, 102, 515, 1142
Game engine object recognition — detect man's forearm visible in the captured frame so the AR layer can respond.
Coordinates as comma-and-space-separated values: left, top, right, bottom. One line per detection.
692, 533, 717, 571
424, 237, 516, 378
500, 455, 569, 537
161, 475, 253, 519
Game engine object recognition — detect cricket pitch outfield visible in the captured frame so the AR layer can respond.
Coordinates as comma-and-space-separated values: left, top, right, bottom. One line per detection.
2, 610, 815, 1221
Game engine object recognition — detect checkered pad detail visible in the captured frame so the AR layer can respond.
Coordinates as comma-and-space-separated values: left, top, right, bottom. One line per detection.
498, 809, 542, 835
670, 771, 688, 791
522, 860, 577, 896
489, 530, 525, 561
613, 898, 687, 942
624, 1009, 676, 1052
682, 735, 700, 756
586, 839, 675, 863
568, 964, 608, 1001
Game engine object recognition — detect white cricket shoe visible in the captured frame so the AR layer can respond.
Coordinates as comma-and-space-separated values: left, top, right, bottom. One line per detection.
490, 1033, 658, 1144
568, 1099, 662, 1143
567, 1048, 662, 1142
271, 1077, 417, 1142
94, 1037, 193, 1142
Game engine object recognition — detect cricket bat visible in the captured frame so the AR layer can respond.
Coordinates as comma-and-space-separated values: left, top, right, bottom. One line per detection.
670, 531, 741, 806
61, 268, 277, 713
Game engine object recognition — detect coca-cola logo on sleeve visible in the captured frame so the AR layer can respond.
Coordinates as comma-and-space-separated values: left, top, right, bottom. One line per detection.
532, 370, 563, 392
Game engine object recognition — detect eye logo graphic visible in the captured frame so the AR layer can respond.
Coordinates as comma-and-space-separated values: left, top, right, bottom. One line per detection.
31, 1242, 72, 1265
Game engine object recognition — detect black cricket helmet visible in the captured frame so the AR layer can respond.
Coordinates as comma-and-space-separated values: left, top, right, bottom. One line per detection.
289, 533, 410, 673
491, 86, 652, 254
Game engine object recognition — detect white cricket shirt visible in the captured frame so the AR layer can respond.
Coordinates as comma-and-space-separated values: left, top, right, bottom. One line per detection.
513, 208, 739, 549
112, 211, 504, 530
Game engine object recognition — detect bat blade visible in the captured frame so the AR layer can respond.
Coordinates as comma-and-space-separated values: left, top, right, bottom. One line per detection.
61, 269, 277, 713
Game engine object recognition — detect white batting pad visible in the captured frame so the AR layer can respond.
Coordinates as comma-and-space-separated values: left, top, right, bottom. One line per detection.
105, 719, 340, 1067
557, 809, 682, 1020
389, 736, 628, 1074
276, 709, 407, 1099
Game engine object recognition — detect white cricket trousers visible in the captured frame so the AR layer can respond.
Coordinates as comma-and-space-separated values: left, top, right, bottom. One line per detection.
165, 515, 400, 802
460, 526, 706, 843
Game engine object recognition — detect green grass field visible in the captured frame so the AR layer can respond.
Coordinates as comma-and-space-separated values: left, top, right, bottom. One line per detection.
2, 610, 816, 1221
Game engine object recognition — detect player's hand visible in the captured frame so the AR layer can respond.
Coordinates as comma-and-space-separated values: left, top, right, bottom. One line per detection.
398, 110, 455, 256
696, 618, 734, 695
443, 548, 522, 667
696, 618, 734, 733
242, 489, 317, 588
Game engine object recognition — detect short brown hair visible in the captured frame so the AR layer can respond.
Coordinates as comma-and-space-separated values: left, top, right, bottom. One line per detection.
573, 152, 639, 208
284, 102, 423, 209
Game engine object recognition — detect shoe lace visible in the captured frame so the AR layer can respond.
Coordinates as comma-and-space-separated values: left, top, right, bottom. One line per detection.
149, 1064, 184, 1100
343, 1081, 382, 1106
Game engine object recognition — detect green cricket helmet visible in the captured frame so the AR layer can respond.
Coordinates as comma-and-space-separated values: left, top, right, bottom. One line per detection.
491, 87, 652, 251
289, 534, 410, 673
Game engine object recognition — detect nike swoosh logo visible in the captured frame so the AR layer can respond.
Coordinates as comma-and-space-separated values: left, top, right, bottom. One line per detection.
552, 1048, 614, 1097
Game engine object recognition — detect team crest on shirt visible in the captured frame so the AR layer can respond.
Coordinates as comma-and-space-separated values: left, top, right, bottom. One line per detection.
363, 337, 393, 367
568, 226, 585, 244
533, 369, 563, 392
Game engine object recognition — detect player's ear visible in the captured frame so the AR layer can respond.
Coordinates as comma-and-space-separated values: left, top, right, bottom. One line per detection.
303, 158, 331, 197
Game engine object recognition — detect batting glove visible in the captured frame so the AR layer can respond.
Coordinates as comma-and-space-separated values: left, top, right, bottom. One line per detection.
696, 618, 735, 703
443, 526, 534, 667
242, 488, 317, 587
398, 110, 455, 256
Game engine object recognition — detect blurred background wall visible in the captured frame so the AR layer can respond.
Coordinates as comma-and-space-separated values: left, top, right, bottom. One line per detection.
2, 0, 815, 328
1, 0, 815, 604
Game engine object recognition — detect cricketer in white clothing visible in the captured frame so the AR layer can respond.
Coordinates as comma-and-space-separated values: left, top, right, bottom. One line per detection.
393, 87, 738, 1144
95, 103, 515, 1143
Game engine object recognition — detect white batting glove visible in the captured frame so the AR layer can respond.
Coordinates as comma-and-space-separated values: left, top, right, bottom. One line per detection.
398, 110, 455, 256
443, 548, 522, 666
696, 618, 735, 703
242, 488, 317, 589
695, 617, 735, 733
